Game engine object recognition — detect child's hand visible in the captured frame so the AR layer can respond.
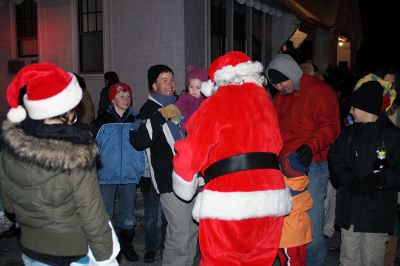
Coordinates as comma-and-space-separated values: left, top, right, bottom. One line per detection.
159, 104, 181, 124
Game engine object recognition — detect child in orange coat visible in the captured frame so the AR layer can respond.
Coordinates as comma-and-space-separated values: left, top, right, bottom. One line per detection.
278, 152, 313, 266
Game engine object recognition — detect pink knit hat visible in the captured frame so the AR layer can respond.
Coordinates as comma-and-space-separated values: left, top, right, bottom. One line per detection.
187, 65, 208, 84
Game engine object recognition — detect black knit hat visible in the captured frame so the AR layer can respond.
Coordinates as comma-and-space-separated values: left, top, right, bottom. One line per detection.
267, 69, 290, 84
147, 64, 173, 89
349, 81, 383, 115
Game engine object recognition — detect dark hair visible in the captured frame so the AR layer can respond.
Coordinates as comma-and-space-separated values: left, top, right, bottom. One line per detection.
104, 71, 120, 87
147, 65, 173, 89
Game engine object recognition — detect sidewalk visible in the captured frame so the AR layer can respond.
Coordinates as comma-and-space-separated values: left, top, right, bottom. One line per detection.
0, 189, 343, 265
1, 228, 342, 266
0, 227, 342, 266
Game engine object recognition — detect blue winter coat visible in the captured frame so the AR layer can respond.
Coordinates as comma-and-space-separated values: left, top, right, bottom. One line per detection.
95, 106, 145, 184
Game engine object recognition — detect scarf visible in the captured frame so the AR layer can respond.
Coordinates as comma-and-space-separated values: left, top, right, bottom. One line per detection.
21, 117, 93, 145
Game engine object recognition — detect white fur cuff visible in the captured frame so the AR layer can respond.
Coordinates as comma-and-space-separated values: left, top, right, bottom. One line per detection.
172, 170, 198, 201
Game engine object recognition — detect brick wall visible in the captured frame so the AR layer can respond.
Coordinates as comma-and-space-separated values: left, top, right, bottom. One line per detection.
110, 0, 186, 109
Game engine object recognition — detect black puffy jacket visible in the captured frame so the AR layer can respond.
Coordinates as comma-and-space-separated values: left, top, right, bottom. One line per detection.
328, 114, 400, 233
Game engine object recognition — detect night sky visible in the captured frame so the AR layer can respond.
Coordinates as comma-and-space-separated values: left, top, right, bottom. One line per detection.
357, 1, 400, 72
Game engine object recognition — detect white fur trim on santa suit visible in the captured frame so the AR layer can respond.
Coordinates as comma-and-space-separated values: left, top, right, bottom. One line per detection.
191, 187, 292, 222
23, 73, 82, 120
201, 61, 264, 97
172, 170, 199, 201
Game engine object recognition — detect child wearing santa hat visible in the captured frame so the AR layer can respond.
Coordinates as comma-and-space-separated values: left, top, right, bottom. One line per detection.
172, 51, 292, 265
176, 65, 208, 133
0, 63, 119, 265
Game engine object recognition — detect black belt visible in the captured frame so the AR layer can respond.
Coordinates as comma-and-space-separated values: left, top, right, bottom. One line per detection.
203, 152, 279, 184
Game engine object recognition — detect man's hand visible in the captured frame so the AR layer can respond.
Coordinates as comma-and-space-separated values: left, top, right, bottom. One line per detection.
159, 104, 181, 124
295, 144, 312, 167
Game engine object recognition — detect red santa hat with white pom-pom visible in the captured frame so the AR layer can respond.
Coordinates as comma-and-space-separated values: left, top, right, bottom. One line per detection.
6, 62, 82, 123
201, 51, 264, 97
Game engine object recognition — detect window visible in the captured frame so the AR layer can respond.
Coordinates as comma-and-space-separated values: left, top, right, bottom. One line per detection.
211, 0, 226, 61
233, 2, 246, 52
16, 0, 38, 58
78, 0, 103, 73
252, 9, 263, 62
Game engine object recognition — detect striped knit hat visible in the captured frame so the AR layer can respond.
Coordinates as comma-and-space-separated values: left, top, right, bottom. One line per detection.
280, 152, 309, 177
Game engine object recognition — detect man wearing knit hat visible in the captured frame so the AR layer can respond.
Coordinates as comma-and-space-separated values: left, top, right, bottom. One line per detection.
130, 64, 198, 265
172, 51, 291, 265
328, 74, 400, 265
266, 54, 340, 266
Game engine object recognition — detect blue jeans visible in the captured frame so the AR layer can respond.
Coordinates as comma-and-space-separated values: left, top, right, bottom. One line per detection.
100, 184, 137, 230
306, 161, 329, 266
22, 254, 89, 266
143, 181, 167, 252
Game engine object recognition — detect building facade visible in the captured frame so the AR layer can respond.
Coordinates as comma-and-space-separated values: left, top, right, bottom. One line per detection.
0, 0, 361, 117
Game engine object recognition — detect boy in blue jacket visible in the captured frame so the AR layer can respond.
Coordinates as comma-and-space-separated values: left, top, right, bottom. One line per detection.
95, 82, 145, 262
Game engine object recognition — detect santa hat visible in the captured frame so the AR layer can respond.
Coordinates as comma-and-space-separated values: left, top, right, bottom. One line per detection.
6, 62, 82, 123
108, 82, 133, 102
201, 51, 264, 97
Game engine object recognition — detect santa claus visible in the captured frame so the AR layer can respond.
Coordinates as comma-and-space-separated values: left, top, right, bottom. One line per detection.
172, 51, 292, 265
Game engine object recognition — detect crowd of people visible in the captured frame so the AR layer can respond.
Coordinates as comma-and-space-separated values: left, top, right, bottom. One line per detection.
0, 50, 399, 266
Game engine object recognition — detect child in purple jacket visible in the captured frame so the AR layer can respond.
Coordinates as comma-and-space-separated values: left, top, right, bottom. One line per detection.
176, 65, 208, 132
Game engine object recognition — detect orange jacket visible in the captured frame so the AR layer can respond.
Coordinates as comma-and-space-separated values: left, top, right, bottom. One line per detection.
279, 175, 313, 248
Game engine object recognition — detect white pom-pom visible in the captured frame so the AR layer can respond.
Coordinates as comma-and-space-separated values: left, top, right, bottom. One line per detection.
201, 80, 213, 97
7, 105, 27, 123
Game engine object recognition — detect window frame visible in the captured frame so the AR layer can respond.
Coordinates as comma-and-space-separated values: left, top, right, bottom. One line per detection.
15, 0, 38, 58
77, 0, 104, 74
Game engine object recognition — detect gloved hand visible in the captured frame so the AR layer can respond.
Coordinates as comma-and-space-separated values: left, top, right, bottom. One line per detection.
139, 177, 152, 193
159, 104, 181, 124
295, 144, 312, 167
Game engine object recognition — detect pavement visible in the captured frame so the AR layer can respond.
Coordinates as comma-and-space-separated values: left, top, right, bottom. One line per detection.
0, 228, 341, 266
0, 189, 344, 265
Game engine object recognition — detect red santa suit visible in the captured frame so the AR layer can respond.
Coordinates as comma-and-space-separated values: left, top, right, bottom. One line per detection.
172, 51, 292, 266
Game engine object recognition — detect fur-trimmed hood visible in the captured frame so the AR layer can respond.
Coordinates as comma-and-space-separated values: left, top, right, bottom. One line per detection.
1, 120, 98, 172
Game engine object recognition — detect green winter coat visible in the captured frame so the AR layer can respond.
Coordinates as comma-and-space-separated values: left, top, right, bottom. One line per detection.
0, 120, 112, 261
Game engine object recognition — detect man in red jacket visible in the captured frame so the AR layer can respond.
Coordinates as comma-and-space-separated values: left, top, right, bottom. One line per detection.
266, 54, 340, 266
